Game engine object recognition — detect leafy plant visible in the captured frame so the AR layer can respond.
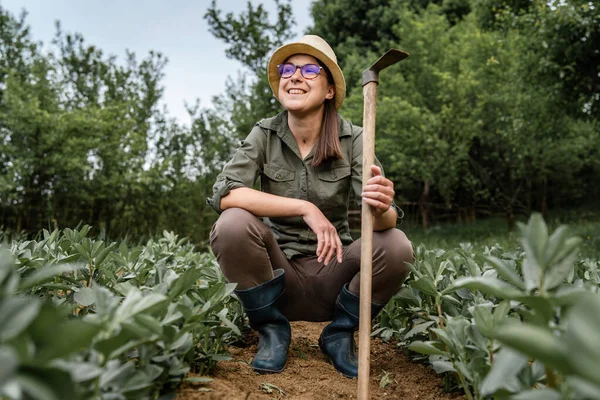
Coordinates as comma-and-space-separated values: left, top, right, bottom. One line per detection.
378, 213, 600, 399
0, 227, 243, 399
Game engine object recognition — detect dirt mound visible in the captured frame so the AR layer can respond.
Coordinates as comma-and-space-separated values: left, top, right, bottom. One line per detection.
178, 321, 463, 400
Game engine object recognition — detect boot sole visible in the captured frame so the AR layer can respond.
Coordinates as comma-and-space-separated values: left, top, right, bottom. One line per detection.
252, 364, 286, 374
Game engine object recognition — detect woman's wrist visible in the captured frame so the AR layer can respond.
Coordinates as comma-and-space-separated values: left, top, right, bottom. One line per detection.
299, 200, 316, 218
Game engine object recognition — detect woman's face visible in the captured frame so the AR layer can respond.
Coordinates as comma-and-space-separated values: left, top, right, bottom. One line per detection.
277, 54, 335, 114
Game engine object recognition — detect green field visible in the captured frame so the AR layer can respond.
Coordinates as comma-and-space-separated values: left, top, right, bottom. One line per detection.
404, 212, 600, 260
1, 213, 599, 399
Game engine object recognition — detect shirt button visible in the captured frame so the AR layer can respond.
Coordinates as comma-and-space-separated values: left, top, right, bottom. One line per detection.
276, 174, 281, 179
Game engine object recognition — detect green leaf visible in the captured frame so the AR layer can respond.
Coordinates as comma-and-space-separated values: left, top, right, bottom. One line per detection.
409, 276, 438, 296
0, 348, 18, 387
521, 256, 541, 292
473, 306, 494, 336
210, 354, 232, 362
481, 347, 528, 395
493, 301, 511, 326
74, 287, 96, 306
0, 296, 41, 340
567, 376, 600, 400
565, 294, 600, 386
408, 341, 447, 356
185, 376, 213, 384
134, 314, 163, 336
430, 360, 455, 374
493, 321, 570, 373
454, 361, 473, 382
168, 266, 203, 301
95, 330, 136, 359
543, 238, 581, 291
15, 366, 75, 400
95, 243, 116, 268
99, 360, 135, 388
517, 296, 554, 323
518, 214, 548, 291
37, 319, 100, 361
404, 320, 436, 339
19, 263, 85, 291
553, 286, 590, 306
543, 225, 570, 266
510, 388, 561, 400
443, 277, 524, 299
485, 256, 525, 290
52, 361, 103, 382
114, 289, 168, 325
216, 308, 241, 336
519, 213, 548, 268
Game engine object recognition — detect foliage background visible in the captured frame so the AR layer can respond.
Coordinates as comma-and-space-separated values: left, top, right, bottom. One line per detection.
0, 0, 598, 242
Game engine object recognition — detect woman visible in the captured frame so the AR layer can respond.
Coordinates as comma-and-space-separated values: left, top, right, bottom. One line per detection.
207, 35, 414, 378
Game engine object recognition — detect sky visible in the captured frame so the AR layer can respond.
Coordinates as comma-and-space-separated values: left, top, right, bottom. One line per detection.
1, 0, 312, 126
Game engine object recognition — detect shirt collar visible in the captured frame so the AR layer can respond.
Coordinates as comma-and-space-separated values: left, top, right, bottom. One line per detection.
258, 111, 353, 139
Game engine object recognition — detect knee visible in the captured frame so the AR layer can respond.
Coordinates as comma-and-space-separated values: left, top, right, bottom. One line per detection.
210, 208, 262, 249
374, 229, 414, 280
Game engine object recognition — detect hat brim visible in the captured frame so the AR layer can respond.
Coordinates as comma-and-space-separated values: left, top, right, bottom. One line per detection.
268, 43, 346, 110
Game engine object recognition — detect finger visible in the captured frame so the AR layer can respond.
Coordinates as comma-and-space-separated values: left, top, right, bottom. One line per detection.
361, 190, 393, 204
316, 230, 324, 258
319, 229, 330, 262
370, 165, 382, 176
324, 229, 337, 265
335, 235, 343, 263
363, 197, 390, 213
362, 184, 395, 197
365, 175, 392, 187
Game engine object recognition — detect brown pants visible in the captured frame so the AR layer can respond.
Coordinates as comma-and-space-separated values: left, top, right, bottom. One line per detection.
210, 208, 414, 322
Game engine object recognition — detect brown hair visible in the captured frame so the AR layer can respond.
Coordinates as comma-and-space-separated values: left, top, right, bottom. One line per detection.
312, 63, 343, 166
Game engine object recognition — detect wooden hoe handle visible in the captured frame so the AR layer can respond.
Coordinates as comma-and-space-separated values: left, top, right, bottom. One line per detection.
358, 49, 408, 400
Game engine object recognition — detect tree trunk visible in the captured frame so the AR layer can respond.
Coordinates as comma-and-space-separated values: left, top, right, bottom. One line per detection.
469, 206, 476, 222
506, 206, 515, 230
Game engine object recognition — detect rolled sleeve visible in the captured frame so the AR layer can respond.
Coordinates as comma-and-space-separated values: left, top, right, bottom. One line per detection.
206, 126, 266, 214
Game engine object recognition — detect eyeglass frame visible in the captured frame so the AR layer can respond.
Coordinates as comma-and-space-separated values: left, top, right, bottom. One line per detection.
276, 63, 324, 80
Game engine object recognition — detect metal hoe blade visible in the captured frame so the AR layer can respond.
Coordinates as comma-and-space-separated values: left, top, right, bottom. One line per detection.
362, 49, 409, 86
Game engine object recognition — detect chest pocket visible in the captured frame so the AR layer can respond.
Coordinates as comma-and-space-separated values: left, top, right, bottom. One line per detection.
263, 163, 296, 198
317, 161, 351, 208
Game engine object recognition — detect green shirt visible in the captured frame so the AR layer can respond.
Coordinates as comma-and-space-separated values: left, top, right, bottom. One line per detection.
207, 111, 402, 258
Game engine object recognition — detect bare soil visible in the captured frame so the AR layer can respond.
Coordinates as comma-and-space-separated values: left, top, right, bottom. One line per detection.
178, 322, 464, 400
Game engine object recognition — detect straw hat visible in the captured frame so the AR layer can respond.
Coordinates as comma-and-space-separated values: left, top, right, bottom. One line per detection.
267, 35, 346, 110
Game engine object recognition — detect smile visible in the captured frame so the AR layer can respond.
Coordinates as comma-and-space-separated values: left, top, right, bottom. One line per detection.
287, 89, 306, 94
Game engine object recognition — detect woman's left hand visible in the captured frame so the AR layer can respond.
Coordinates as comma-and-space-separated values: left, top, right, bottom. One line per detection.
361, 165, 394, 217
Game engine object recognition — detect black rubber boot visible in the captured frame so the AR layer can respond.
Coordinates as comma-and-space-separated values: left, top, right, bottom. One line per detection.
234, 269, 291, 374
318, 284, 384, 378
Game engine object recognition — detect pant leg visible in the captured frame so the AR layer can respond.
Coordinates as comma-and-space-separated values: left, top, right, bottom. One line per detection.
347, 228, 414, 304
209, 208, 290, 290
279, 228, 414, 321
210, 208, 337, 322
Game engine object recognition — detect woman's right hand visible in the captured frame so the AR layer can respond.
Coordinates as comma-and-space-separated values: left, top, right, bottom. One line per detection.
301, 202, 343, 265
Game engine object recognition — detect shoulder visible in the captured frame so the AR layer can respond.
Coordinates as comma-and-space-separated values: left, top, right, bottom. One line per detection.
257, 111, 287, 133
338, 116, 363, 153
338, 114, 363, 140
245, 112, 285, 144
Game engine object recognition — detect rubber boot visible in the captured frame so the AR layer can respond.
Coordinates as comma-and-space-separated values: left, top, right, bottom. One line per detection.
318, 284, 384, 378
234, 269, 291, 374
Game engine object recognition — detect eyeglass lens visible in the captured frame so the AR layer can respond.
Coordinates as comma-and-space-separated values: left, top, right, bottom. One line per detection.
278, 63, 322, 79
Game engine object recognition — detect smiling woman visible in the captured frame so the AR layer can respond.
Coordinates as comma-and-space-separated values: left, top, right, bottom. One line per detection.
206, 34, 414, 378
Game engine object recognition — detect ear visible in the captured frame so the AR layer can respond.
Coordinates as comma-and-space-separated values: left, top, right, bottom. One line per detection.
326, 85, 335, 100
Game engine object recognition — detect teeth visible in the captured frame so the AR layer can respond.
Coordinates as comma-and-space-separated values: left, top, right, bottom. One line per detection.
288, 89, 305, 94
